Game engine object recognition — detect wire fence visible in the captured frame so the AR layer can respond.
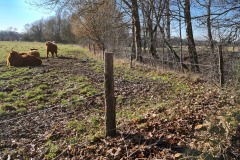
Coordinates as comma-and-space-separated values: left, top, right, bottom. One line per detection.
112, 45, 240, 88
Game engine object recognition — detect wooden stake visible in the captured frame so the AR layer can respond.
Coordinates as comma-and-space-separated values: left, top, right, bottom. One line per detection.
218, 45, 224, 87
104, 52, 116, 137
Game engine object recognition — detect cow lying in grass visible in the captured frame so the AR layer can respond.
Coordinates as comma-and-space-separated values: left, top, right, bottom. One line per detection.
7, 50, 42, 67
45, 41, 58, 58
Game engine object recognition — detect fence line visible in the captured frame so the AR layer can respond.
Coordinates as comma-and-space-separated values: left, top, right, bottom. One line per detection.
122, 52, 218, 68
140, 56, 216, 68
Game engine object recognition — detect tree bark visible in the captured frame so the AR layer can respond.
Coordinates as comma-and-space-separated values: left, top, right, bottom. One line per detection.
207, 0, 214, 56
131, 0, 142, 62
178, 0, 183, 71
158, 24, 189, 70
131, 19, 136, 56
218, 45, 224, 87
184, 0, 200, 72
146, 7, 158, 58
166, 0, 170, 40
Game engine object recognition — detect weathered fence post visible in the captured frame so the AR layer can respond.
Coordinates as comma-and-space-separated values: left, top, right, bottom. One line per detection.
218, 45, 225, 87
93, 44, 96, 54
130, 54, 133, 68
104, 52, 116, 137
102, 44, 105, 60
88, 43, 91, 52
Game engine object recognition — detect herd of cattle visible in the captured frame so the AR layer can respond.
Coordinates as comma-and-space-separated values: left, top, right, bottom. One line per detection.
7, 41, 58, 67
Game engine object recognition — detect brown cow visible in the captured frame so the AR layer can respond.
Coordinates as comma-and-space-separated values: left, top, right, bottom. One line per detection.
7, 50, 42, 67
28, 50, 40, 57
45, 41, 58, 58
18, 52, 28, 56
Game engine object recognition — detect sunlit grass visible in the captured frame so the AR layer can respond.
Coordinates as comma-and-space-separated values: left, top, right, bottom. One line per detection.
0, 41, 85, 62
1, 67, 32, 79
44, 141, 59, 159
1, 41, 239, 159
0, 41, 45, 61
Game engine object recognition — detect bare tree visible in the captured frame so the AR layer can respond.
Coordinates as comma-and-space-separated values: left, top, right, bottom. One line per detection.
194, 0, 239, 45
60, 16, 76, 43
26, 0, 239, 74
177, 0, 183, 71
71, 0, 126, 54
206, 0, 215, 55
147, 0, 189, 70
140, 0, 165, 58
43, 16, 59, 41
166, 0, 171, 41
122, 0, 143, 61
29, 19, 45, 41
212, 0, 239, 44
184, 0, 200, 72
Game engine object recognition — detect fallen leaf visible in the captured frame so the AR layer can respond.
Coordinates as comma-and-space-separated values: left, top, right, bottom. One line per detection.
195, 124, 203, 130
132, 118, 139, 123
174, 153, 182, 158
138, 152, 145, 158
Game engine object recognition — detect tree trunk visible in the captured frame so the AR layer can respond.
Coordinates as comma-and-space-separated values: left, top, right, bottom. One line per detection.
132, 0, 142, 62
131, 20, 136, 56
218, 45, 224, 87
140, 1, 147, 55
184, 0, 200, 72
178, 0, 183, 71
158, 24, 189, 70
166, 0, 171, 67
147, 12, 158, 58
166, 0, 170, 40
207, 0, 214, 55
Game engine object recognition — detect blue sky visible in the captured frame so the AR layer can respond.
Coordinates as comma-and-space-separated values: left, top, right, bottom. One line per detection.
0, 1, 54, 32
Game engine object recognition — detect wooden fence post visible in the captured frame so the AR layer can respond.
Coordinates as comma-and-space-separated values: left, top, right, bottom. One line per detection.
93, 44, 96, 54
130, 54, 133, 68
104, 52, 116, 137
102, 44, 105, 60
88, 43, 91, 52
218, 45, 225, 87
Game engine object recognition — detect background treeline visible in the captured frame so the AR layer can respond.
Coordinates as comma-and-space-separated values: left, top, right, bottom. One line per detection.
22, 12, 76, 43
1, 0, 240, 59
0, 27, 21, 41
0, 12, 76, 43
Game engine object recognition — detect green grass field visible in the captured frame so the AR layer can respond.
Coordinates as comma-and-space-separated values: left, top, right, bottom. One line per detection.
0, 41, 88, 62
0, 41, 239, 159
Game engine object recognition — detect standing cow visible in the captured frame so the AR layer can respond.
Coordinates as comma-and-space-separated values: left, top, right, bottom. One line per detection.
45, 41, 58, 58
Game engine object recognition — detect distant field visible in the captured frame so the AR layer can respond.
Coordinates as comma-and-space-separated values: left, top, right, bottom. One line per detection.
0, 41, 86, 62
